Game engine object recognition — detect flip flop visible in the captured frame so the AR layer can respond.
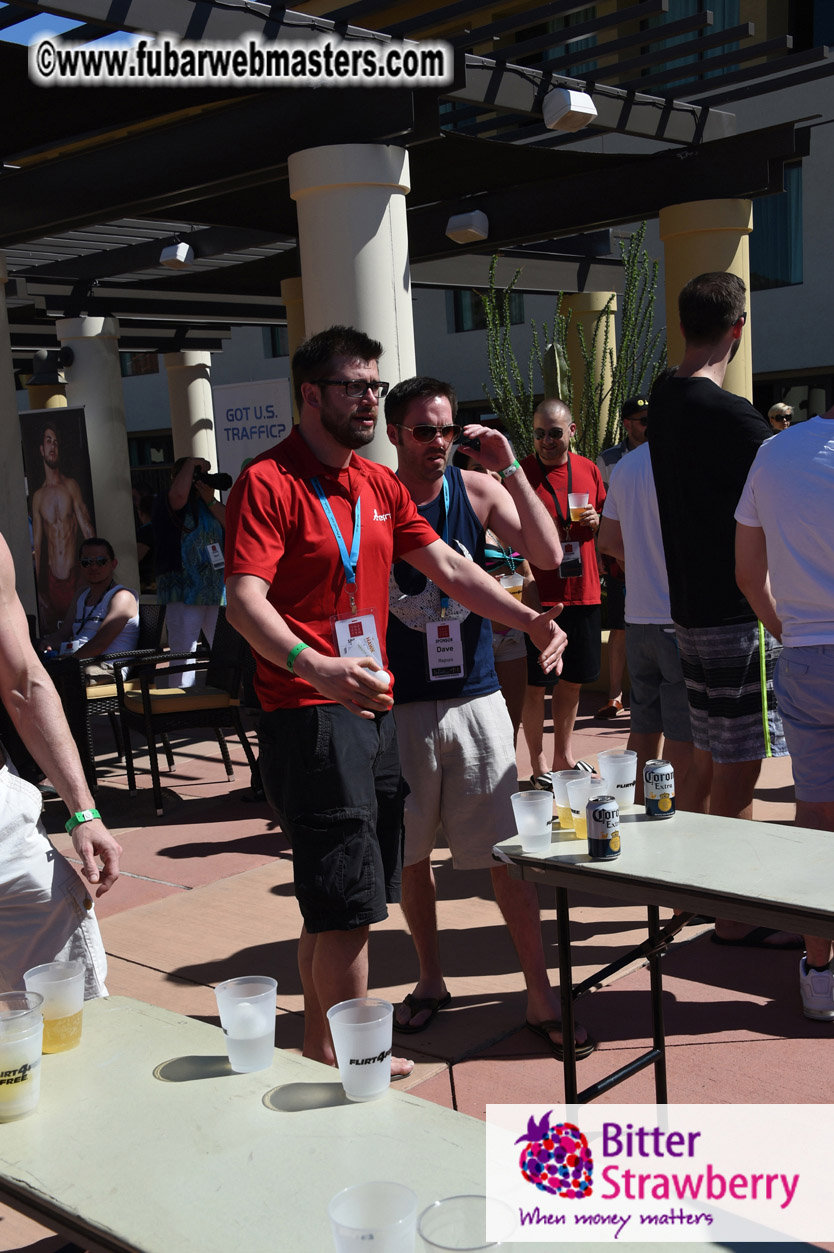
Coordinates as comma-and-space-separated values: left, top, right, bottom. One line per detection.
529, 774, 553, 792
710, 926, 804, 950
393, 991, 452, 1034
574, 760, 594, 773
525, 1019, 596, 1062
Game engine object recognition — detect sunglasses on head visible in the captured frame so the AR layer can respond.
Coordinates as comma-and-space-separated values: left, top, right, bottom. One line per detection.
391, 423, 462, 444
80, 556, 109, 567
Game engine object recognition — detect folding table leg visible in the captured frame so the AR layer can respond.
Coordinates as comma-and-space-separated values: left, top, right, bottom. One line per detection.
556, 886, 578, 1104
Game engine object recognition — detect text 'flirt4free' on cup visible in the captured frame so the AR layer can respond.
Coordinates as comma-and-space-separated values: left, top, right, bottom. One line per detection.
510, 790, 552, 855
213, 975, 277, 1073
328, 1180, 418, 1252
23, 959, 85, 1053
0, 990, 44, 1121
326, 997, 394, 1102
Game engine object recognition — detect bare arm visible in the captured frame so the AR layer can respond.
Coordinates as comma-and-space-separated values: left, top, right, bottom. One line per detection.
403, 538, 566, 672
194, 477, 226, 528
460, 426, 562, 569
735, 522, 782, 641
70, 480, 95, 541
0, 535, 121, 893
75, 589, 138, 660
225, 574, 393, 720
598, 515, 625, 567
168, 457, 207, 512
32, 492, 43, 581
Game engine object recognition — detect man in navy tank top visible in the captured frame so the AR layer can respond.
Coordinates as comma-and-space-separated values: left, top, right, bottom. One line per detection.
384, 377, 595, 1060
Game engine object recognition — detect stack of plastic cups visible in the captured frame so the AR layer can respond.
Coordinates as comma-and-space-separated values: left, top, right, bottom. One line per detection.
552, 768, 584, 835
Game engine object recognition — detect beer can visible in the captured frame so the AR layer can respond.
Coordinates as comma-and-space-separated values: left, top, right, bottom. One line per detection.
586, 795, 620, 860
644, 759, 675, 819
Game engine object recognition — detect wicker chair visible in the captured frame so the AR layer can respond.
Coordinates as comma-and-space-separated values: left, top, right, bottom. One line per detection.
84, 603, 168, 762
115, 607, 258, 815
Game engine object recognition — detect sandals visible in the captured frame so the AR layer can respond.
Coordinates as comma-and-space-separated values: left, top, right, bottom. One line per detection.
526, 1019, 597, 1062
393, 991, 452, 1034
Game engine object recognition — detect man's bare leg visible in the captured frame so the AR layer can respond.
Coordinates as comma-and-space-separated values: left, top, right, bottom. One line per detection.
551, 679, 582, 773
626, 730, 663, 803
605, 628, 626, 706
394, 859, 448, 1030
685, 745, 713, 814
664, 738, 694, 811
299, 923, 414, 1074
490, 865, 589, 1050
797, 801, 834, 970
495, 655, 527, 747
522, 684, 548, 780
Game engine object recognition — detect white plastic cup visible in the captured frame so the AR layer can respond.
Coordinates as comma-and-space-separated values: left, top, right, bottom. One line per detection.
552, 768, 583, 830
567, 491, 590, 522
0, 991, 44, 1121
327, 997, 394, 1102
23, 960, 85, 1053
499, 573, 524, 601
566, 774, 605, 841
214, 975, 276, 1073
598, 749, 638, 807
509, 790, 552, 854
418, 1195, 517, 1250
328, 1181, 418, 1252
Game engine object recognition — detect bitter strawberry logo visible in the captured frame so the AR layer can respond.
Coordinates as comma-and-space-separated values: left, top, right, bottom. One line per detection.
516, 1113, 593, 1198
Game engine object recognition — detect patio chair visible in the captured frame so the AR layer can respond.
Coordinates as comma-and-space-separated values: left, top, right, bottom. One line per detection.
83, 603, 168, 763
115, 607, 258, 815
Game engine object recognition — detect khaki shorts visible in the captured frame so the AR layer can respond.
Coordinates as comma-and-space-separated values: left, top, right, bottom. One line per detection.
394, 690, 516, 870
0, 761, 108, 998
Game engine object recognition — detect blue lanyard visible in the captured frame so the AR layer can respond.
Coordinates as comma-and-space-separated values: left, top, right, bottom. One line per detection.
312, 477, 361, 610
438, 476, 450, 615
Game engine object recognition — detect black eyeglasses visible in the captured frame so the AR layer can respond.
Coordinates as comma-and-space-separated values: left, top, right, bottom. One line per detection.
533, 428, 564, 442
80, 556, 110, 568
390, 423, 462, 444
314, 378, 390, 399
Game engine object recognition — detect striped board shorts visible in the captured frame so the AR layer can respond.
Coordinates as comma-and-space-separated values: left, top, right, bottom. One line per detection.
674, 620, 787, 764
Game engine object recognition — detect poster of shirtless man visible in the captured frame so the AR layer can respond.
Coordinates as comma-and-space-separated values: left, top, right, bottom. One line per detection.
21, 409, 96, 633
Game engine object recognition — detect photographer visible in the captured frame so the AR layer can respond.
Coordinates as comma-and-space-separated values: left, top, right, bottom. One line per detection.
152, 456, 228, 685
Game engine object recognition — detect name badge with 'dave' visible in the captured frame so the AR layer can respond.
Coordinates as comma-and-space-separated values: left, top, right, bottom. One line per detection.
426, 619, 465, 681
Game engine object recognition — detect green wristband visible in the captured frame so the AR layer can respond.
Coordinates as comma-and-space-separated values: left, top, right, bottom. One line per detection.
286, 642, 309, 674
65, 808, 101, 834
499, 458, 521, 480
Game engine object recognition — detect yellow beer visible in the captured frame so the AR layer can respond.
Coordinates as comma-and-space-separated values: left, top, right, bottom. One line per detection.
569, 506, 586, 522
571, 809, 587, 840
556, 804, 573, 830
42, 1010, 83, 1053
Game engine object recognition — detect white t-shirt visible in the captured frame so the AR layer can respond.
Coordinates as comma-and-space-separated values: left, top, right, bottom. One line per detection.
602, 444, 672, 624
735, 415, 834, 647
72, 584, 140, 656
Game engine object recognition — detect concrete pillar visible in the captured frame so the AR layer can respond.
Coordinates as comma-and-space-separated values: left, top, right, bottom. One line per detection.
562, 291, 618, 444
0, 255, 36, 614
659, 198, 753, 400
288, 143, 416, 469
280, 276, 305, 424
56, 316, 139, 591
162, 350, 218, 466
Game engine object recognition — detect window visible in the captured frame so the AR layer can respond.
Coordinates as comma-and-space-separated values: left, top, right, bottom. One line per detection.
516, 7, 597, 77
263, 325, 289, 358
647, 0, 740, 86
750, 163, 803, 291
449, 288, 524, 333
120, 352, 159, 378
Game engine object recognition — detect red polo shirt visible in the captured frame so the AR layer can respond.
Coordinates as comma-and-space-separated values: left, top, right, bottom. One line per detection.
225, 427, 437, 710
521, 452, 606, 606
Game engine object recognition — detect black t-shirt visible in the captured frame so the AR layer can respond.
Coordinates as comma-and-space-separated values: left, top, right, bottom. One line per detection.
648, 376, 771, 628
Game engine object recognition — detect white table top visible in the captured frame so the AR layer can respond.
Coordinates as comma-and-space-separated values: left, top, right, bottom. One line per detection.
0, 997, 490, 1253
495, 809, 834, 940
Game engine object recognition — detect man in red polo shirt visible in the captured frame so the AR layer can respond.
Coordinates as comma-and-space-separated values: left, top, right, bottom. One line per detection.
521, 399, 606, 782
224, 325, 567, 1074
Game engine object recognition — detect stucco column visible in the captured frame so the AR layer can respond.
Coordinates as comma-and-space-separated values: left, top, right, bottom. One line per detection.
659, 199, 753, 400
0, 255, 36, 614
562, 292, 618, 444
280, 276, 306, 424
56, 316, 139, 590
288, 143, 416, 469
163, 350, 218, 467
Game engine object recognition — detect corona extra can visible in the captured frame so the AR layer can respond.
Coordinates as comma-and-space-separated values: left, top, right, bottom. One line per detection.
586, 795, 620, 860
644, 759, 675, 819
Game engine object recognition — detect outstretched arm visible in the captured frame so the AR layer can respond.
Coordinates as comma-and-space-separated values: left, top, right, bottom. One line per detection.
0, 534, 121, 894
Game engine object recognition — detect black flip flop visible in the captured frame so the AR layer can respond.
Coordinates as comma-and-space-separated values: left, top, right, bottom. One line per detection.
393, 991, 452, 1034
525, 1019, 596, 1061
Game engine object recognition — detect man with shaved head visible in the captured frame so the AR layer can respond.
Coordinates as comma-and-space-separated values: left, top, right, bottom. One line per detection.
520, 400, 606, 784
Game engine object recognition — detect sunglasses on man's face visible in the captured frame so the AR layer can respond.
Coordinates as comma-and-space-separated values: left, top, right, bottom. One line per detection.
533, 428, 564, 442
392, 423, 462, 444
314, 378, 389, 399
80, 556, 110, 567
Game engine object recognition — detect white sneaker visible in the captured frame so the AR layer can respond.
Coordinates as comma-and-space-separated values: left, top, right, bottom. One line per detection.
799, 958, 834, 1021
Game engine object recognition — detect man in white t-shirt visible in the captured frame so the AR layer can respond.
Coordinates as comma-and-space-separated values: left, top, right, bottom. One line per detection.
735, 407, 834, 1021
598, 443, 694, 807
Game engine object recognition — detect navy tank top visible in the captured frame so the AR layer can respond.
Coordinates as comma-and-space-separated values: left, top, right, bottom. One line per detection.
386, 466, 497, 704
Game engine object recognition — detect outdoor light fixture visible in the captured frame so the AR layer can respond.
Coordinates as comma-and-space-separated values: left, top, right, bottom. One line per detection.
543, 87, 597, 132
445, 210, 489, 245
159, 241, 195, 269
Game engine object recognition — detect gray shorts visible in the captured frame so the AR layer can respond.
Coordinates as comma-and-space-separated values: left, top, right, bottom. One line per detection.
394, 690, 516, 870
773, 645, 834, 803
625, 623, 692, 742
492, 626, 526, 664
675, 620, 786, 765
